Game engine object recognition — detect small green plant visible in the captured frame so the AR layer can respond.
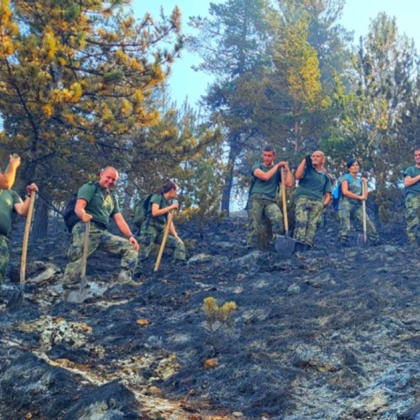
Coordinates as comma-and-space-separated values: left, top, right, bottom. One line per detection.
202, 297, 237, 355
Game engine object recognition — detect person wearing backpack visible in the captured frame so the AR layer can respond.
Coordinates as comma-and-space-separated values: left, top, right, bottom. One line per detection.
135, 181, 185, 274
293, 150, 332, 251
246, 145, 294, 250
62, 166, 139, 293
404, 148, 420, 246
0, 181, 38, 302
337, 159, 380, 247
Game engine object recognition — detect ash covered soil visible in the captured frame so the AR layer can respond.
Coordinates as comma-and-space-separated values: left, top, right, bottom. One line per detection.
1, 211, 420, 420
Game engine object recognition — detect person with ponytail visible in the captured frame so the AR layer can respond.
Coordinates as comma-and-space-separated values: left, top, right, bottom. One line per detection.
136, 181, 186, 275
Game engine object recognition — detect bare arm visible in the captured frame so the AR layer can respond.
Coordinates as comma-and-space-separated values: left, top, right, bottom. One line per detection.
279, 162, 294, 187
14, 184, 39, 216
75, 199, 93, 222
295, 159, 306, 180
151, 202, 179, 217
113, 213, 139, 251
341, 180, 366, 201
404, 174, 420, 188
323, 193, 331, 207
0, 155, 21, 190
253, 164, 280, 181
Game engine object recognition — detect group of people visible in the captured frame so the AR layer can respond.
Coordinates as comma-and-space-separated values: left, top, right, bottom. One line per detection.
1, 146, 420, 301
0, 160, 186, 301
247, 145, 420, 251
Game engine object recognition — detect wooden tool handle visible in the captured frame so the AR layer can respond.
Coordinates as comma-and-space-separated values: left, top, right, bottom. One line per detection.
280, 167, 289, 234
20, 193, 36, 285
362, 183, 367, 242
154, 210, 175, 272
81, 221, 91, 279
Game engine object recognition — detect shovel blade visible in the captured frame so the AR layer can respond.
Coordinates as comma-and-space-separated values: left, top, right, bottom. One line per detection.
357, 234, 369, 248
274, 235, 296, 257
6, 285, 24, 309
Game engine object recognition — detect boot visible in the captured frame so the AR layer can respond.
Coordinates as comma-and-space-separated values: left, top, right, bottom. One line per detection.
118, 269, 136, 285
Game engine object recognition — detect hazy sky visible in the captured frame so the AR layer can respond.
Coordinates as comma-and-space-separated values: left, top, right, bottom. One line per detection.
132, 1, 420, 107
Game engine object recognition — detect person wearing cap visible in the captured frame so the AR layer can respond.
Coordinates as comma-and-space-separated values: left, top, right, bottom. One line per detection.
293, 150, 332, 251
338, 159, 380, 247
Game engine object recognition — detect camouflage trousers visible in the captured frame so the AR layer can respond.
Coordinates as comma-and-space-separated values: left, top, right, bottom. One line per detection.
405, 194, 420, 245
247, 196, 284, 248
138, 223, 186, 262
293, 197, 324, 247
338, 200, 379, 245
63, 222, 138, 289
0, 235, 9, 285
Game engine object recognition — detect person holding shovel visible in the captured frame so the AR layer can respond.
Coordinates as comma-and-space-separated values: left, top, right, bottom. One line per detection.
293, 150, 332, 252
404, 148, 420, 247
246, 145, 294, 250
0, 182, 38, 302
135, 181, 185, 276
62, 166, 139, 295
338, 159, 380, 247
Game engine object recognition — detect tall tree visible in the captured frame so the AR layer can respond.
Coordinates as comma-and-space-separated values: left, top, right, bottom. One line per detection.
188, 0, 275, 214
322, 13, 416, 221
0, 0, 182, 235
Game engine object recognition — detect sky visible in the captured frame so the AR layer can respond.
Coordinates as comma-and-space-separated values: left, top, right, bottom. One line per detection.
132, 1, 420, 107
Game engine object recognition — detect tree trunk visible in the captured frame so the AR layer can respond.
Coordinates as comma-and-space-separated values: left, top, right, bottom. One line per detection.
221, 145, 236, 216
32, 197, 49, 240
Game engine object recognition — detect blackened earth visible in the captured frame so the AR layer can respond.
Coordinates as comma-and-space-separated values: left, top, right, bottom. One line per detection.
1, 211, 420, 420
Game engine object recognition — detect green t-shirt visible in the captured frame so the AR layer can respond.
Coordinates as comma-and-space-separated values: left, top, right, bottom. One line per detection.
0, 190, 22, 236
339, 174, 362, 204
77, 182, 120, 228
404, 166, 420, 197
148, 193, 170, 225
250, 164, 281, 198
295, 164, 332, 201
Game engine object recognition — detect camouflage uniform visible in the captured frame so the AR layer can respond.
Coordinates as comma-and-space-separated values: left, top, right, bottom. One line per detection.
0, 235, 9, 286
247, 194, 284, 248
138, 222, 186, 262
294, 197, 324, 247
338, 199, 379, 245
63, 222, 138, 290
405, 195, 420, 246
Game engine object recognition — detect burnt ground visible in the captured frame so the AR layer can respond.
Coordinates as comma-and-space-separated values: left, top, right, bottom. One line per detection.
1, 210, 420, 420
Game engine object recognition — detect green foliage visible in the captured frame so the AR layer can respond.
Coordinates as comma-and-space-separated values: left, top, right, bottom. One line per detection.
202, 297, 237, 334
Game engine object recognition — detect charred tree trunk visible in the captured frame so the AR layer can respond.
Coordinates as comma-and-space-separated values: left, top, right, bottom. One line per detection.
32, 197, 49, 240
221, 145, 236, 216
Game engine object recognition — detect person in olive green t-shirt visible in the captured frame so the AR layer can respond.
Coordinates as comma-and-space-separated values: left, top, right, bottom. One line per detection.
62, 167, 139, 293
136, 181, 185, 275
404, 148, 420, 246
247, 145, 294, 249
0, 182, 39, 300
293, 150, 332, 251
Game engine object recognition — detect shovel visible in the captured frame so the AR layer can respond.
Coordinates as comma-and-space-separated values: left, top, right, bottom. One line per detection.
154, 210, 175, 272
67, 221, 91, 303
7, 192, 36, 309
274, 167, 297, 256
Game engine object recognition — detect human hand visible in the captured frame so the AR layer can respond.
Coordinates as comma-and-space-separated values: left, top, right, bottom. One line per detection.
171, 202, 179, 211
26, 183, 39, 195
81, 213, 93, 223
9, 154, 21, 169
129, 236, 139, 251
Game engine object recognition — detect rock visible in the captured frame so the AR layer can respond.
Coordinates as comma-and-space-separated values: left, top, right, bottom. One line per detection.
287, 283, 301, 294
29, 267, 58, 284
204, 358, 219, 369
188, 254, 213, 264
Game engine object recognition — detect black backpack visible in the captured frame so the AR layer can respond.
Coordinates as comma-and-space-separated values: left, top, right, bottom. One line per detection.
63, 183, 101, 232
133, 194, 154, 228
